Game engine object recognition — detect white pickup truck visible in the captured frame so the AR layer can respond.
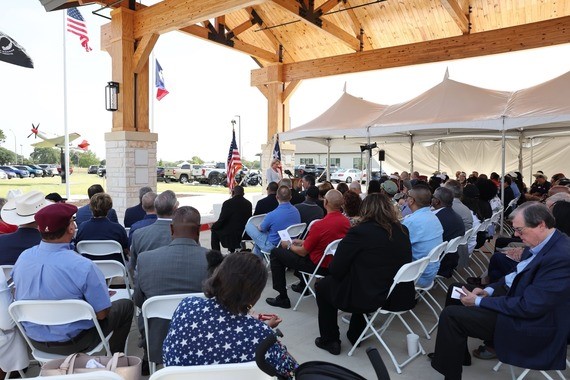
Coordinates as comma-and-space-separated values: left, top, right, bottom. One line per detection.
163, 164, 204, 184
200, 162, 227, 185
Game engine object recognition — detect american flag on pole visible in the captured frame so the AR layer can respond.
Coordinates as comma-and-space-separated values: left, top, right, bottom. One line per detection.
226, 129, 242, 191
66, 8, 92, 52
272, 135, 282, 177
155, 59, 169, 100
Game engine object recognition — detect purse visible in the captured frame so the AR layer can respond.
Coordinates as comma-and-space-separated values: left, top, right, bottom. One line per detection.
40, 352, 141, 380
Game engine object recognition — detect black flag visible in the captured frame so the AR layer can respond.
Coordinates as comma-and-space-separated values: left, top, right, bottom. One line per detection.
0, 30, 34, 69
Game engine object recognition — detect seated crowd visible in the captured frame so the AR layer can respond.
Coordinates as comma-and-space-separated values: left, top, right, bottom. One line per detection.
0, 167, 569, 379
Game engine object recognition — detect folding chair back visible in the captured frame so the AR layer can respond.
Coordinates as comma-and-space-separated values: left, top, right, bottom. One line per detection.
92, 260, 132, 301
1, 264, 13, 281
444, 236, 462, 255
142, 293, 205, 374
301, 218, 322, 239
9, 299, 111, 363
149, 362, 272, 380
293, 238, 341, 311
388, 257, 430, 296
77, 240, 131, 287
426, 242, 448, 264
286, 223, 307, 239
241, 214, 266, 248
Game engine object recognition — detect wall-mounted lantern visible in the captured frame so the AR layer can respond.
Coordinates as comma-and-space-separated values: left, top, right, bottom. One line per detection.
105, 81, 120, 111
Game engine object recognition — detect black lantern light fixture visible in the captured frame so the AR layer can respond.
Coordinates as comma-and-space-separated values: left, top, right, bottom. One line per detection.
105, 81, 120, 111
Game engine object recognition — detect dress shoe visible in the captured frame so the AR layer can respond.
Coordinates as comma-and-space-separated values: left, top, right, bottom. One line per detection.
141, 359, 150, 376
315, 337, 341, 355
265, 295, 291, 309
290, 281, 306, 293
472, 345, 496, 360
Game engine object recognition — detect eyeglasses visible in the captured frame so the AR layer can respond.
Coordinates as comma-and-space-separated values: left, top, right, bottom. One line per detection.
513, 226, 528, 234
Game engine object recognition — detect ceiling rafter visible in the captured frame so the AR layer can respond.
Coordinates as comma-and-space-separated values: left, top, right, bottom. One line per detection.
251, 15, 570, 85
343, 0, 372, 50
250, 5, 295, 63
440, 0, 470, 34
316, 0, 342, 15
270, 0, 361, 51
181, 24, 280, 63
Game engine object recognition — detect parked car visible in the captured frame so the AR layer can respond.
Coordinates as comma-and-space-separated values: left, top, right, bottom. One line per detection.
98, 166, 106, 177
0, 169, 7, 180
38, 164, 58, 176
28, 164, 52, 177
88, 165, 99, 174
0, 167, 17, 179
157, 166, 165, 181
14, 165, 42, 178
0, 165, 29, 178
331, 168, 363, 183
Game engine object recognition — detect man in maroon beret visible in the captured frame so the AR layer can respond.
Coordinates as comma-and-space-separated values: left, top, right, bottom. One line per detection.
11, 203, 134, 355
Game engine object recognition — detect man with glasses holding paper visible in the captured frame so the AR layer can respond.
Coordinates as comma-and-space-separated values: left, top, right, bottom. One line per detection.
430, 202, 570, 380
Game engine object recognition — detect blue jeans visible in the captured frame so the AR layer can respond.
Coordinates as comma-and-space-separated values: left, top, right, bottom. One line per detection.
245, 221, 275, 260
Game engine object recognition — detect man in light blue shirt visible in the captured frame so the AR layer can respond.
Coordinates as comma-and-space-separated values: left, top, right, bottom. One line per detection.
245, 185, 301, 259
402, 185, 443, 287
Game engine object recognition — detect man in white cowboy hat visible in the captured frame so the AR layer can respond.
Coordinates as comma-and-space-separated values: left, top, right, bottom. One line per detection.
530, 171, 551, 198
0, 190, 48, 265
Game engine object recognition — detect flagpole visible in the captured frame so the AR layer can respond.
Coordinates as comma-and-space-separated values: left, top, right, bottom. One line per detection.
62, 10, 71, 199
150, 52, 155, 133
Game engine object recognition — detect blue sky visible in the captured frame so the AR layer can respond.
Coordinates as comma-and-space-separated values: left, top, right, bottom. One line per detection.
2, 1, 570, 163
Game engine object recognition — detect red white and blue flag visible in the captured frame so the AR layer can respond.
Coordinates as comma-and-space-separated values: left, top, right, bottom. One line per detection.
227, 129, 242, 191
155, 59, 169, 100
66, 8, 92, 52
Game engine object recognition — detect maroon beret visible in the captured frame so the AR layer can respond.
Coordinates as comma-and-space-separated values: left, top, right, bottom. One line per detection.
34, 203, 78, 233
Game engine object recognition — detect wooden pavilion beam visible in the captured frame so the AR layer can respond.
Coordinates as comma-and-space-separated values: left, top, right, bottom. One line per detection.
343, 0, 372, 50
132, 0, 264, 40
440, 0, 470, 34
250, 5, 295, 63
270, 0, 361, 51
251, 16, 570, 85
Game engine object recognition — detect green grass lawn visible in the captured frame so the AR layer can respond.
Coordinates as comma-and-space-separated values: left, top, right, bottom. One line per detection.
0, 168, 264, 199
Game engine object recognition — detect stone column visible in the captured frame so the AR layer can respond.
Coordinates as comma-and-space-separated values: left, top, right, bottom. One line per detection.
105, 131, 158, 223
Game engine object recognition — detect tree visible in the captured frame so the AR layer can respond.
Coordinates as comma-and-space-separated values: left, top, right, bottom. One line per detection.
77, 150, 100, 167
0, 129, 5, 144
30, 147, 59, 164
0, 147, 14, 165
190, 156, 204, 164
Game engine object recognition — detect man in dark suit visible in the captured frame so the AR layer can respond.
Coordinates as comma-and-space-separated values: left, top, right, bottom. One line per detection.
75, 184, 118, 226
431, 187, 465, 278
210, 185, 252, 252
124, 186, 152, 228
134, 206, 209, 369
130, 190, 178, 273
254, 182, 279, 215
431, 202, 570, 380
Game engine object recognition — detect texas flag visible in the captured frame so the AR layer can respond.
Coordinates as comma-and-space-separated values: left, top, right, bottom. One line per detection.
155, 59, 169, 100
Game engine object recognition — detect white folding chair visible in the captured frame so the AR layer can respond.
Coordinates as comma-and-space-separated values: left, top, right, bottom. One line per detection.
413, 241, 448, 338
142, 293, 206, 375
92, 260, 133, 301
9, 299, 112, 364
452, 228, 482, 282
149, 362, 272, 380
241, 214, 266, 250
293, 238, 341, 311
261, 223, 306, 267
1, 264, 13, 281
347, 257, 430, 374
76, 240, 131, 289
493, 361, 568, 380
300, 218, 321, 239
434, 236, 462, 292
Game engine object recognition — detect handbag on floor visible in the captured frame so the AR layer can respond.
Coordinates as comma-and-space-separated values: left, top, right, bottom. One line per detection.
40, 352, 141, 380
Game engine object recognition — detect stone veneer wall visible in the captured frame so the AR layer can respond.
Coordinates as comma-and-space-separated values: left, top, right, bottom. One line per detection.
104, 131, 158, 224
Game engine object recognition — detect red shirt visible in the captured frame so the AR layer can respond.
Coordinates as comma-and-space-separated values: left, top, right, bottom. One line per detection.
303, 211, 350, 268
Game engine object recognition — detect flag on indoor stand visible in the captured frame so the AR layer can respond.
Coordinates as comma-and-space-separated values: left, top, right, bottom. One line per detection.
227, 129, 242, 191
155, 59, 169, 100
66, 8, 92, 52
272, 135, 282, 176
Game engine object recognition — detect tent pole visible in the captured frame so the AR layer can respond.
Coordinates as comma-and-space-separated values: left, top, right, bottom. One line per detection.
518, 132, 523, 174
500, 119, 506, 236
366, 127, 372, 188
530, 138, 534, 179
437, 140, 441, 172
326, 138, 331, 182
410, 135, 414, 174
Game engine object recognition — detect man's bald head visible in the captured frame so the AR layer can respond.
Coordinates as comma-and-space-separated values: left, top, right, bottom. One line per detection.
324, 189, 344, 211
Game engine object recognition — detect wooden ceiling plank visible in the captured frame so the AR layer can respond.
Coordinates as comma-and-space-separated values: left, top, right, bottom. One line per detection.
316, 0, 341, 15
133, 0, 264, 39
252, 15, 570, 85
251, 5, 296, 63
270, 0, 361, 51
132, 33, 159, 74
343, 1, 373, 50
440, 0, 470, 34
181, 24, 279, 62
